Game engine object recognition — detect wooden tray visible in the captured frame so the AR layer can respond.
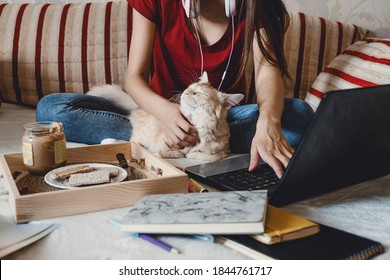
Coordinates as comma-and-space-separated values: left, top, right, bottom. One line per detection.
0, 142, 188, 223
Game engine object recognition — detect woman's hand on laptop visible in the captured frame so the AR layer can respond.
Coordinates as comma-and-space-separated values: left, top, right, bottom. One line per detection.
249, 122, 294, 179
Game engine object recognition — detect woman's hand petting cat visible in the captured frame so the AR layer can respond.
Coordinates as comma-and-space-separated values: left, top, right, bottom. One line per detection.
249, 117, 294, 179
161, 102, 199, 149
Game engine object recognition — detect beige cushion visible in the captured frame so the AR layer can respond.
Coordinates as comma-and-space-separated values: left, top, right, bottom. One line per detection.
305, 38, 390, 111
0, 1, 131, 106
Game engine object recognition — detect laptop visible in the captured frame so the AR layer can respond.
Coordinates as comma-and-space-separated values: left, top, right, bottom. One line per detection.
185, 85, 390, 207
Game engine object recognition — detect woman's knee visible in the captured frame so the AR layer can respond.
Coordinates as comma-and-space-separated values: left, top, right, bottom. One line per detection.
36, 93, 69, 121
285, 98, 314, 116
282, 99, 315, 147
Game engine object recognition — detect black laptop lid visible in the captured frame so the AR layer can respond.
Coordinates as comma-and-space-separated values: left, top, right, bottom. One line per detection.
270, 85, 390, 206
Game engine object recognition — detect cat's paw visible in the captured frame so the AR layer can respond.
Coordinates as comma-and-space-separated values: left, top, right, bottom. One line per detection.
186, 151, 229, 162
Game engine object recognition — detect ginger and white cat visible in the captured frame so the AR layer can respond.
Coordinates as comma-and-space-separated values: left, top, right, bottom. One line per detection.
87, 81, 244, 161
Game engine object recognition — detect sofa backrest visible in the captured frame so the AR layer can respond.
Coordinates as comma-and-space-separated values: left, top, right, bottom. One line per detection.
283, 12, 367, 100
0, 1, 367, 107
0, 1, 131, 106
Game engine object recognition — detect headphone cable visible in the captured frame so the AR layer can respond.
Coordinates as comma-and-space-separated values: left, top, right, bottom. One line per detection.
195, 15, 235, 90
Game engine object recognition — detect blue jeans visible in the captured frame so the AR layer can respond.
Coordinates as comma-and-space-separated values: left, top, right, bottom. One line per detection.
36, 93, 132, 144
36, 93, 314, 151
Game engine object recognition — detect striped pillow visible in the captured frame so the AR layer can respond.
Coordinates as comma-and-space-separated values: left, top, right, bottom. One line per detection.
0, 1, 132, 106
305, 38, 390, 111
283, 13, 367, 100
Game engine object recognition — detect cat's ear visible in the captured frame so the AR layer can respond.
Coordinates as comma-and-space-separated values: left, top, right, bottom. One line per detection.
199, 71, 209, 83
219, 93, 245, 109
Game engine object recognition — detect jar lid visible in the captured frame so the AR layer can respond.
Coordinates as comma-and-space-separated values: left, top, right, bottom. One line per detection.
23, 122, 63, 134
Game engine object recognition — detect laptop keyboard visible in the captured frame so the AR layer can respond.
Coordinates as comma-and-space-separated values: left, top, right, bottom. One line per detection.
208, 164, 280, 191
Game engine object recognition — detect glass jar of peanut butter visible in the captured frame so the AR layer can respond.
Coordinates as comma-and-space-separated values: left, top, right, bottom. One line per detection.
22, 122, 67, 175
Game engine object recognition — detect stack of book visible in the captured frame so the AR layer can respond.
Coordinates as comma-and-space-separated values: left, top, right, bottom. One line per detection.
217, 204, 384, 260
118, 189, 384, 260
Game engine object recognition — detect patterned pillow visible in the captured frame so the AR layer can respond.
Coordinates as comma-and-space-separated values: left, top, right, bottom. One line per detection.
305, 38, 390, 111
0, 1, 132, 106
282, 13, 368, 100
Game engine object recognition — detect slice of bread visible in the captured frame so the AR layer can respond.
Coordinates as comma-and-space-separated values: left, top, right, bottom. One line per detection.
51, 165, 96, 181
68, 170, 110, 187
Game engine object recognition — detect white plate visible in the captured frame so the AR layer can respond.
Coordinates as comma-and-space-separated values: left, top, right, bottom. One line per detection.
45, 163, 127, 189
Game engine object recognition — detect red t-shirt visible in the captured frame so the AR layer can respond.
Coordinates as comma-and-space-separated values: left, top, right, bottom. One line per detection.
128, 0, 246, 99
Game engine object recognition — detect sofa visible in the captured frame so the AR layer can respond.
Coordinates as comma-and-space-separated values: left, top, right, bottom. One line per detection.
0, 1, 390, 260
3, 1, 390, 145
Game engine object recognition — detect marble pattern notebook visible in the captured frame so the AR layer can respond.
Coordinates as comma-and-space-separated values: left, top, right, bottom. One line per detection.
120, 190, 268, 234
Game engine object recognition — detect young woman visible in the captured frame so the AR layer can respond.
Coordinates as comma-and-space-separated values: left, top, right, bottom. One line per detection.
37, 0, 314, 178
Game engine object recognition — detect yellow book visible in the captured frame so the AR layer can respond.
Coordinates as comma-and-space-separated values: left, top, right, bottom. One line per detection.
252, 205, 320, 245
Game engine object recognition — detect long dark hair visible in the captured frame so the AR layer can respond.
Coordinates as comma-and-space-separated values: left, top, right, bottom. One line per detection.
186, 0, 290, 83
239, 0, 290, 80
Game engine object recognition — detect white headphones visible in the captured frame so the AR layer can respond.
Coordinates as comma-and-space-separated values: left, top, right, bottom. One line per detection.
182, 0, 236, 18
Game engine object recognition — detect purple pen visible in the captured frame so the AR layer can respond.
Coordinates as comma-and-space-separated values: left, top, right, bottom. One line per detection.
108, 219, 180, 254
137, 234, 180, 254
